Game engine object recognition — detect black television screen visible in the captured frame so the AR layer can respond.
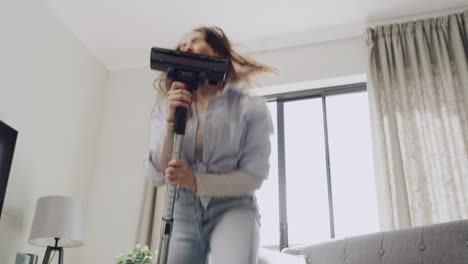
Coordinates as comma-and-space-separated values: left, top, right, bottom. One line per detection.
0, 120, 18, 219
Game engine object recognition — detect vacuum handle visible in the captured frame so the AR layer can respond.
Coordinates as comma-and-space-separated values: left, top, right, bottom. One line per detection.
173, 107, 187, 134
173, 82, 196, 135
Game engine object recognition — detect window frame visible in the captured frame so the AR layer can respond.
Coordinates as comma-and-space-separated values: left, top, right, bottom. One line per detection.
264, 82, 368, 250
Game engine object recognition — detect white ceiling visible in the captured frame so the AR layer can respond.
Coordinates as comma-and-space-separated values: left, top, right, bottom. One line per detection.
43, 0, 468, 71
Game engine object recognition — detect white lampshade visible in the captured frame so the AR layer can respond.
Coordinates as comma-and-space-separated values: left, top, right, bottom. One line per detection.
29, 196, 85, 248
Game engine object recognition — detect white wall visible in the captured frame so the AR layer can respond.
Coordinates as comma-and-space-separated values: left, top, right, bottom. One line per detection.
0, 0, 108, 263
79, 67, 159, 263
247, 37, 367, 87
81, 36, 367, 263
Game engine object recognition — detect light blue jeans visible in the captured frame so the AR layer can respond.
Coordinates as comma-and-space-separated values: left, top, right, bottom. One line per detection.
166, 188, 260, 264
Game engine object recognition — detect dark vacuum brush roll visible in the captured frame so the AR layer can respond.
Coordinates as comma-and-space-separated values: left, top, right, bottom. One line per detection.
150, 47, 229, 86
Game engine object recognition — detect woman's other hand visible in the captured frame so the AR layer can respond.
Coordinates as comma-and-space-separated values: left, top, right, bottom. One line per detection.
165, 159, 197, 191
166, 81, 192, 123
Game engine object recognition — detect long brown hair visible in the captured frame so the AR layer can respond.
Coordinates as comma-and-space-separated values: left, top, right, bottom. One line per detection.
154, 26, 277, 94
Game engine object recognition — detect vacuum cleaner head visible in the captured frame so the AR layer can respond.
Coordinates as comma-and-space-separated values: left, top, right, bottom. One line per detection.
150, 47, 229, 85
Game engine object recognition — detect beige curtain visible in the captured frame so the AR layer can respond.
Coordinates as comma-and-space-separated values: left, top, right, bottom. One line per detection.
135, 177, 166, 251
366, 11, 468, 230
136, 92, 167, 251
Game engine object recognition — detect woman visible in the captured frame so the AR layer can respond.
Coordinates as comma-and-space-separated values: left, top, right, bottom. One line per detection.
145, 26, 275, 264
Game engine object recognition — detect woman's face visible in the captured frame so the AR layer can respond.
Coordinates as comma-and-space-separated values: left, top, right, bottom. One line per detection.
178, 31, 218, 57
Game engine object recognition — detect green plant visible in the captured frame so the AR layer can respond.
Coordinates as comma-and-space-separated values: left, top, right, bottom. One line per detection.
115, 244, 156, 264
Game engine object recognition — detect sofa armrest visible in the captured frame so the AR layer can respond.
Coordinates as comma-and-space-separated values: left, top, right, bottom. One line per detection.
257, 248, 307, 264
281, 239, 346, 264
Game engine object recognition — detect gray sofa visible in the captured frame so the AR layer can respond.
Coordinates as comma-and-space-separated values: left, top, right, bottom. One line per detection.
281, 219, 468, 264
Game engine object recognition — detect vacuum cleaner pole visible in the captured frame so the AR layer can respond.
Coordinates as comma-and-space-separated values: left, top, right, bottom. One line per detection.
150, 47, 228, 264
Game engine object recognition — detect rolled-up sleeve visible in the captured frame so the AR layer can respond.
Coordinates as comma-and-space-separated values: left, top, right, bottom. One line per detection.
145, 151, 166, 186
238, 98, 274, 179
144, 101, 172, 186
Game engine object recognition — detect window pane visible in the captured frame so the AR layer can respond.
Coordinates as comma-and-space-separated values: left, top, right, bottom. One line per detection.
284, 99, 330, 245
257, 102, 280, 247
327, 92, 379, 238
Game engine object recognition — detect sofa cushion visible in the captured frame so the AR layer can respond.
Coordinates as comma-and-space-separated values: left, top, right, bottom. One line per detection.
279, 220, 468, 264
420, 219, 468, 263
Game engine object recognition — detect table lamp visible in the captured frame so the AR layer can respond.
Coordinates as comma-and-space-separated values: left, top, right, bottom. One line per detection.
29, 196, 84, 264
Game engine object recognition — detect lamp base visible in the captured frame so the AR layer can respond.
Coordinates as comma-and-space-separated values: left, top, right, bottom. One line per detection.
42, 245, 63, 264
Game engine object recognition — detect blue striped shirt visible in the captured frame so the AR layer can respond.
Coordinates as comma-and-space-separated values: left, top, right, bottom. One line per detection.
145, 84, 273, 198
